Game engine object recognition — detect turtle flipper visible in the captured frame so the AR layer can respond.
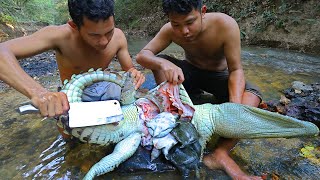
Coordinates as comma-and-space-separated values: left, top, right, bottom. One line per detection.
83, 132, 141, 180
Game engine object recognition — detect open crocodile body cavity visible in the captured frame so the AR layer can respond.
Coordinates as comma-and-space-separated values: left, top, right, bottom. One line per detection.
58, 68, 319, 180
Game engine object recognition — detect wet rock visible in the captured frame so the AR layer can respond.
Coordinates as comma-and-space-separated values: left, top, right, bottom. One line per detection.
279, 95, 291, 105
19, 51, 58, 77
1, 118, 17, 129
0, 51, 59, 91
260, 82, 320, 127
292, 81, 313, 93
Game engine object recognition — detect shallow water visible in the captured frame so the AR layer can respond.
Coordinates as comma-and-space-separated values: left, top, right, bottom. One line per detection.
0, 39, 319, 179
129, 38, 320, 101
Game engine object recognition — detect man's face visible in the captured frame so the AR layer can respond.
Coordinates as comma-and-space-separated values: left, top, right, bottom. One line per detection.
168, 7, 204, 42
79, 16, 115, 51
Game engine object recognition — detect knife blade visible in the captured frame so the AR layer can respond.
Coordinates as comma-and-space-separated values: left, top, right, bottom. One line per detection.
17, 100, 124, 127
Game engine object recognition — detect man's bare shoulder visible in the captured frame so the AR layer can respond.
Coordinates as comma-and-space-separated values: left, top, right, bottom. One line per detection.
0, 23, 74, 57
36, 24, 73, 41
113, 28, 126, 39
155, 22, 174, 41
112, 28, 129, 48
160, 22, 173, 34
206, 12, 239, 30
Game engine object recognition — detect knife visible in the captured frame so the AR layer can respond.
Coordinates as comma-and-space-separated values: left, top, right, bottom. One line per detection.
17, 100, 124, 128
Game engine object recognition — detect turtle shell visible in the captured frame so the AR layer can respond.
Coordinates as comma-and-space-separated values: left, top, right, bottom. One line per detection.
170, 121, 199, 148
166, 144, 200, 178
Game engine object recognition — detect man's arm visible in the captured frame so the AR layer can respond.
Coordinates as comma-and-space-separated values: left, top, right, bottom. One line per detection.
136, 23, 184, 85
115, 29, 145, 89
0, 26, 69, 117
223, 17, 245, 104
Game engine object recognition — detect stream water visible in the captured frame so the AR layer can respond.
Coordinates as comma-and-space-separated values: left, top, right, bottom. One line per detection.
0, 38, 319, 179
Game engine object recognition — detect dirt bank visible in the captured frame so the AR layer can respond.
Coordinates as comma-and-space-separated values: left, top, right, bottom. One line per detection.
1, 1, 319, 55
238, 0, 320, 54
116, 0, 320, 55
0, 22, 46, 42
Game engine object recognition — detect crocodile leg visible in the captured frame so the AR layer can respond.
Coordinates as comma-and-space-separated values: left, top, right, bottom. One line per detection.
212, 103, 319, 138
83, 132, 142, 180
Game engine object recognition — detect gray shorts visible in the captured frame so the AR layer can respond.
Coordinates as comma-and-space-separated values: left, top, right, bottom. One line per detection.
58, 81, 122, 102
158, 54, 263, 103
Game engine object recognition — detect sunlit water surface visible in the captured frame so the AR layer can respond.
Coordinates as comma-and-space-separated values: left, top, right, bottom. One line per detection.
0, 38, 319, 179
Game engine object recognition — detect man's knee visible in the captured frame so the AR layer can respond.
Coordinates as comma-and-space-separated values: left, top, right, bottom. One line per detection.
242, 91, 261, 107
244, 82, 262, 106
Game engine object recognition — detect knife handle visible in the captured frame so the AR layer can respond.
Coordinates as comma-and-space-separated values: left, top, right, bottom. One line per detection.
17, 104, 39, 115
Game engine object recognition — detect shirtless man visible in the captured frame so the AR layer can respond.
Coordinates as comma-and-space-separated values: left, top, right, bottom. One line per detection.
0, 0, 145, 118
136, 0, 262, 179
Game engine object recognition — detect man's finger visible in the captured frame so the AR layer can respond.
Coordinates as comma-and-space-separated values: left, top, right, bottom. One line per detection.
178, 73, 185, 84
134, 75, 142, 89
172, 71, 178, 85
54, 97, 63, 116
135, 75, 145, 89
47, 96, 56, 117
60, 92, 70, 113
134, 72, 140, 82
166, 72, 172, 83
39, 102, 49, 117
129, 68, 137, 77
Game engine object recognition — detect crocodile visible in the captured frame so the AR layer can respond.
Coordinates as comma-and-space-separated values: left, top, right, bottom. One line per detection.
58, 69, 319, 180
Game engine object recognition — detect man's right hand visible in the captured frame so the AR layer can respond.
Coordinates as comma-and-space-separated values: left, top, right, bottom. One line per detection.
160, 60, 185, 85
31, 91, 69, 117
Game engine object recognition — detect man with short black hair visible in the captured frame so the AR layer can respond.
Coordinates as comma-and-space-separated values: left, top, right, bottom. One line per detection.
0, 0, 145, 118
137, 0, 262, 179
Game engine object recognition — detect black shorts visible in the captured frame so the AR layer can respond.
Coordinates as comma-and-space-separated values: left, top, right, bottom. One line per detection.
158, 54, 263, 103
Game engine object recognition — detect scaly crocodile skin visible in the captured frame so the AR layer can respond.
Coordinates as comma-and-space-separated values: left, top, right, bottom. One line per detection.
60, 69, 319, 180
83, 132, 142, 180
192, 103, 319, 158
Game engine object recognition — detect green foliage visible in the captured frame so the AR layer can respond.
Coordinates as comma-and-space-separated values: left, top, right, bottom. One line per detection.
240, 30, 247, 39
24, 0, 55, 24
0, 0, 318, 36
0, 0, 69, 25
204, 0, 227, 13
203, 0, 319, 34
53, 0, 69, 25
0, 13, 16, 24
0, 0, 19, 24
274, 19, 286, 29
115, 0, 162, 30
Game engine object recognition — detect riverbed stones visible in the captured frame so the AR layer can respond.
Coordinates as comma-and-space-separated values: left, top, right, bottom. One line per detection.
260, 81, 320, 128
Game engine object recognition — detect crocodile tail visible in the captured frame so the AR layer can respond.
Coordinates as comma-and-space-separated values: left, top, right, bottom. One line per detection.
83, 132, 141, 180
178, 84, 195, 109
60, 68, 128, 103
192, 104, 216, 159
211, 103, 319, 139
120, 72, 136, 105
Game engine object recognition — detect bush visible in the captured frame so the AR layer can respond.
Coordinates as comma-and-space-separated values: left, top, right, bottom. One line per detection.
115, 0, 162, 30
0, 0, 69, 25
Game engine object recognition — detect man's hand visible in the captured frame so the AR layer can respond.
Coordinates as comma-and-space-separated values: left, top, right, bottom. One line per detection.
160, 60, 184, 85
127, 67, 145, 89
31, 91, 69, 117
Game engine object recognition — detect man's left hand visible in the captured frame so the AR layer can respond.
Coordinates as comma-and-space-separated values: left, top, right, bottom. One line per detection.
128, 67, 145, 89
